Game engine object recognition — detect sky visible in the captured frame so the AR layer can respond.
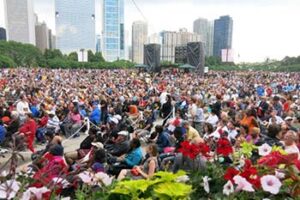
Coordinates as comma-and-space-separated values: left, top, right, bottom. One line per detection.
0, 0, 300, 62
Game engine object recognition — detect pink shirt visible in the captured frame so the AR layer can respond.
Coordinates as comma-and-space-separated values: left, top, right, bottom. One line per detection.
71, 113, 82, 124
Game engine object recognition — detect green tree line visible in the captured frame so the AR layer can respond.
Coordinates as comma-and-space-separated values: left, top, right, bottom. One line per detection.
0, 41, 134, 69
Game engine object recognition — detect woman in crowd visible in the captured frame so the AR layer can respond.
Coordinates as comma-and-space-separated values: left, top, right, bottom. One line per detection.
118, 144, 158, 180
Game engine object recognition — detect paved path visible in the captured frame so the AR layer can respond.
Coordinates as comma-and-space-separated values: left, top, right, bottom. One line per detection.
0, 119, 164, 171
0, 134, 86, 171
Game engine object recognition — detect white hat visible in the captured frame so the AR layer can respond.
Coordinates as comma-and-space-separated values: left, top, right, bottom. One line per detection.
110, 117, 119, 124
114, 115, 122, 121
118, 131, 129, 136
91, 142, 104, 149
285, 116, 293, 121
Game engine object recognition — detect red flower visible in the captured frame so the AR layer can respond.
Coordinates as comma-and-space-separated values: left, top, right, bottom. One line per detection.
178, 141, 211, 160
216, 138, 233, 157
197, 143, 211, 158
240, 160, 260, 189
224, 167, 239, 181
178, 141, 198, 160
258, 151, 297, 168
294, 159, 300, 171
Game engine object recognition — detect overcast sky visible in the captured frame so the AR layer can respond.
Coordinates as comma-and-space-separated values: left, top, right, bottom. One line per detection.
0, 0, 300, 62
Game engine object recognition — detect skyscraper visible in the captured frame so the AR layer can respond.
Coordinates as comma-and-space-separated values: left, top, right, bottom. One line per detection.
55, 0, 96, 54
35, 22, 49, 52
213, 15, 233, 58
4, 0, 36, 45
193, 18, 214, 57
48, 29, 56, 50
132, 21, 148, 64
102, 0, 125, 61
0, 28, 6, 41
161, 29, 201, 62
96, 34, 101, 53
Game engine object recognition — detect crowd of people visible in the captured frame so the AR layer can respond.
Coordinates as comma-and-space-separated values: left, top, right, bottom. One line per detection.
0, 68, 300, 195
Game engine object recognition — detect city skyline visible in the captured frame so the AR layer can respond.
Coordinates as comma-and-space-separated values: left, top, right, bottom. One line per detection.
0, 0, 299, 62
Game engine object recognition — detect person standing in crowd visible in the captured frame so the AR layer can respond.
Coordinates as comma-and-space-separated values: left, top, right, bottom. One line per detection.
161, 95, 173, 126
16, 94, 31, 123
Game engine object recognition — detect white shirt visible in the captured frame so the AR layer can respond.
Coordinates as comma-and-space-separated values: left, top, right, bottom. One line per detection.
285, 144, 300, 159
16, 101, 30, 116
269, 116, 284, 125
206, 114, 219, 127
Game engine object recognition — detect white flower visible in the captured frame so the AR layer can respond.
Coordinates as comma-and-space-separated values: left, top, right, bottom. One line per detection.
0, 179, 20, 199
223, 181, 234, 196
275, 171, 285, 179
78, 171, 93, 184
258, 143, 272, 156
94, 172, 113, 186
52, 177, 70, 188
203, 176, 211, 193
176, 175, 190, 183
0, 170, 7, 177
21, 187, 49, 200
261, 175, 282, 194
233, 175, 255, 192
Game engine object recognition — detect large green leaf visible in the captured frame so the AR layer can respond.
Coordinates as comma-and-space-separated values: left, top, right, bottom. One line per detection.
154, 170, 186, 182
153, 182, 192, 199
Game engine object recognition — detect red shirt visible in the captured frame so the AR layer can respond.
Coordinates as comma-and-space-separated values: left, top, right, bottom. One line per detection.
19, 119, 37, 152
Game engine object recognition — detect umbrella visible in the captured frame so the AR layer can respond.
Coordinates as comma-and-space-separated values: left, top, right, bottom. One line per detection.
134, 64, 149, 68
179, 64, 196, 69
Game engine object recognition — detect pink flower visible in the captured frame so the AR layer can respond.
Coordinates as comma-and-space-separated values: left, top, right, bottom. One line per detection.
258, 143, 272, 156
260, 175, 282, 194
78, 171, 93, 184
223, 181, 234, 196
21, 187, 50, 200
233, 175, 255, 192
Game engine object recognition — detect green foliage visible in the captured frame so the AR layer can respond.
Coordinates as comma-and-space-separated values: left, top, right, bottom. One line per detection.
190, 162, 226, 200
108, 171, 192, 200
93, 52, 105, 62
44, 49, 63, 60
205, 56, 221, 66
68, 52, 78, 61
0, 55, 16, 68
0, 40, 44, 67
0, 41, 134, 69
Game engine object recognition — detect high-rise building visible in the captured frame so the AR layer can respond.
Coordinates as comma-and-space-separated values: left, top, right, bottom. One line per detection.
147, 33, 161, 44
213, 15, 233, 57
4, 0, 36, 45
55, 0, 96, 54
48, 29, 56, 50
193, 18, 214, 57
132, 21, 148, 64
161, 29, 201, 62
102, 0, 125, 61
0, 28, 6, 41
96, 35, 101, 53
35, 22, 49, 52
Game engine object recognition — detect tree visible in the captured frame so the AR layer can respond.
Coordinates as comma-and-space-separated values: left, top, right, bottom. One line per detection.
44, 49, 63, 60
0, 55, 16, 68
205, 56, 221, 66
93, 52, 105, 62
68, 52, 78, 61
87, 50, 95, 62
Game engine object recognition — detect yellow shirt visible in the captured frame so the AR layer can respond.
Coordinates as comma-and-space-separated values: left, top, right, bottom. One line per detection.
186, 126, 203, 144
